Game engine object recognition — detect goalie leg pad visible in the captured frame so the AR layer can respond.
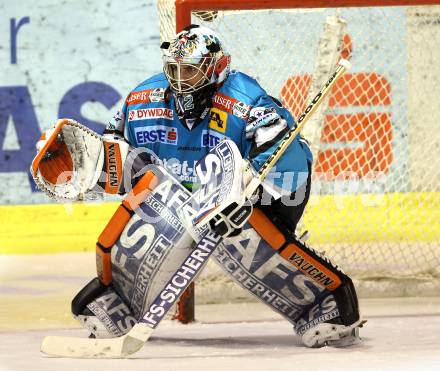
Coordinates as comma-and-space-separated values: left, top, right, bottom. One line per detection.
213, 223, 330, 325
214, 207, 361, 347
71, 277, 107, 316
253, 207, 360, 324
71, 277, 136, 338
278, 237, 360, 326
82, 289, 136, 338
72, 166, 195, 337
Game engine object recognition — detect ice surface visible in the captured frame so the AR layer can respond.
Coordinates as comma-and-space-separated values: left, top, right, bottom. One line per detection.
1, 254, 439, 370
1, 312, 440, 371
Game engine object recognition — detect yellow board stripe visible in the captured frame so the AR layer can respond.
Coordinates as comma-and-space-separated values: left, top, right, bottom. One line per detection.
1, 192, 439, 254
0, 202, 119, 254
304, 192, 440, 244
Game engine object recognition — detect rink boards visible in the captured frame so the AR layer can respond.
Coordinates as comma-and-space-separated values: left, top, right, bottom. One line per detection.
1, 191, 439, 254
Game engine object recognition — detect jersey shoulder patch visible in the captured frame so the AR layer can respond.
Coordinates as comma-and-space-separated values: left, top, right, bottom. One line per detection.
126, 73, 169, 106
212, 91, 252, 121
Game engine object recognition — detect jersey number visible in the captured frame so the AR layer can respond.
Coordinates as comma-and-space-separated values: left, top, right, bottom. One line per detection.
183, 95, 194, 110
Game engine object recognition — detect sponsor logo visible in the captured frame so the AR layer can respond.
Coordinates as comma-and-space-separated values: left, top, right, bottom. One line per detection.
215, 224, 340, 323
201, 130, 224, 148
215, 141, 235, 205
103, 142, 122, 194
106, 143, 119, 187
106, 122, 116, 130
151, 157, 198, 183
126, 89, 151, 105
90, 293, 136, 336
128, 108, 173, 121
251, 107, 272, 118
295, 296, 339, 335
106, 110, 124, 131
247, 107, 279, 132
288, 252, 335, 287
281, 242, 342, 290
126, 88, 166, 105
149, 88, 165, 102
142, 232, 222, 326
189, 140, 236, 225
213, 93, 234, 111
144, 193, 185, 233
134, 125, 178, 145
132, 234, 172, 316
212, 92, 251, 120
232, 101, 251, 119
214, 244, 302, 319
208, 107, 227, 133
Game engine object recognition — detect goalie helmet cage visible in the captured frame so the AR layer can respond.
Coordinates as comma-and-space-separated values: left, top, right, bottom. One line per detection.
158, 0, 440, 322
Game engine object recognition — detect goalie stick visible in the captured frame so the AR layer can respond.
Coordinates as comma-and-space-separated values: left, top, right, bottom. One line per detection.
40, 58, 351, 359
41, 229, 222, 358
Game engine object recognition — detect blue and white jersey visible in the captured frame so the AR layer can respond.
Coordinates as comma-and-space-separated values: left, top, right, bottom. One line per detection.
107, 71, 312, 194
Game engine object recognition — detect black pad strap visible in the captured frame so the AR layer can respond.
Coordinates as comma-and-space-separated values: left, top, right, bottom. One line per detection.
71, 277, 108, 316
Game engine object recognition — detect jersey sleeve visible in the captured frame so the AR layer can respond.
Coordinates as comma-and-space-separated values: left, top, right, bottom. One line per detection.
105, 98, 130, 142
244, 94, 313, 198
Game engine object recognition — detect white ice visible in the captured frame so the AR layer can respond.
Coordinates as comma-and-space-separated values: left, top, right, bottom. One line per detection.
1, 300, 440, 371
1, 254, 440, 370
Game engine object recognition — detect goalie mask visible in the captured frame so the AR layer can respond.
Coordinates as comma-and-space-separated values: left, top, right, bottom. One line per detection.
161, 25, 231, 128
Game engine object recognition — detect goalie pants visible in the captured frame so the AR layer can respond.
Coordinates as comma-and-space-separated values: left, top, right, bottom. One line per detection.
258, 161, 312, 234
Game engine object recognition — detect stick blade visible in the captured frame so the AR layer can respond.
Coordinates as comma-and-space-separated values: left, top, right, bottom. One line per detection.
40, 324, 154, 358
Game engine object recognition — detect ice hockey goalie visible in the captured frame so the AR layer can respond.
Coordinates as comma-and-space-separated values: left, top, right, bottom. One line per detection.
31, 25, 363, 348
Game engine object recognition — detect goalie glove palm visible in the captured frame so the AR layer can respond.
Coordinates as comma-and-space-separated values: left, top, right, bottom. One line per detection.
31, 119, 128, 201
